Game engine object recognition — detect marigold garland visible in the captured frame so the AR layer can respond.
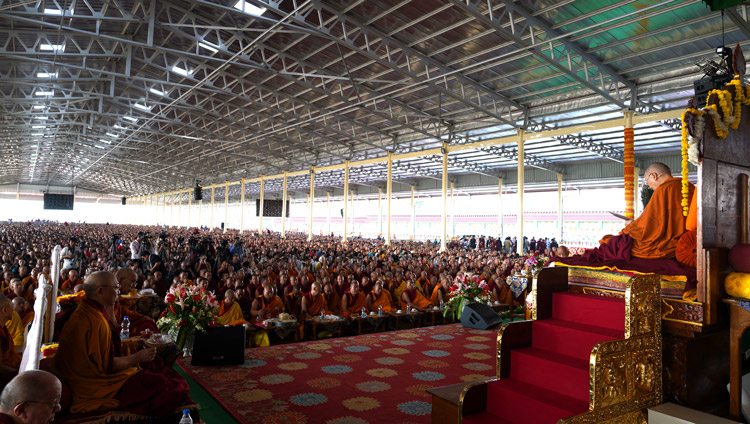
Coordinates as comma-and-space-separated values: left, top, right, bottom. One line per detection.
680, 75, 750, 216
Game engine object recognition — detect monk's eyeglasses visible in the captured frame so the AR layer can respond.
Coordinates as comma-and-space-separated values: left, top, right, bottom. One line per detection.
21, 398, 61, 410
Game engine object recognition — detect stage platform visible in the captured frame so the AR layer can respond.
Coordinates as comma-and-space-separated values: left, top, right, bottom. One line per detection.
178, 323, 498, 424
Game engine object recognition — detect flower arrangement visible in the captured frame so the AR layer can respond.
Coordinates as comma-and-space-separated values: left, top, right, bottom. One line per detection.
157, 283, 218, 349
443, 272, 490, 321
524, 254, 548, 276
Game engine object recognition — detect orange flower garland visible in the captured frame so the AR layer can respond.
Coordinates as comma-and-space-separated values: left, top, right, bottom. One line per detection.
623, 127, 635, 219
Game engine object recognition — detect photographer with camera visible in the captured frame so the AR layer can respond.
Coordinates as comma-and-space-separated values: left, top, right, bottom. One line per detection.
61, 237, 81, 272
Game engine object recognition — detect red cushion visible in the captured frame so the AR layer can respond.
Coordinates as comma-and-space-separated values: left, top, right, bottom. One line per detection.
676, 230, 697, 268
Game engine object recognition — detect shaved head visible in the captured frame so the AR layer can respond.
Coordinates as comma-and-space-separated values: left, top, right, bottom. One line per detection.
0, 296, 12, 311
115, 267, 137, 284
0, 370, 62, 422
645, 162, 671, 177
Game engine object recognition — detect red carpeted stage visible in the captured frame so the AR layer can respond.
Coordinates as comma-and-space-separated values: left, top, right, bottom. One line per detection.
178, 324, 498, 424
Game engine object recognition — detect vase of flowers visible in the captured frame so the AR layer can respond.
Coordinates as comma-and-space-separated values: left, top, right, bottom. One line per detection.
157, 283, 218, 356
524, 254, 548, 277
443, 273, 490, 321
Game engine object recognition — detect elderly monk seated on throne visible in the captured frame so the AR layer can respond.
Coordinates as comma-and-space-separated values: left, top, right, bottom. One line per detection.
50, 271, 189, 416
617, 162, 695, 259
557, 163, 697, 295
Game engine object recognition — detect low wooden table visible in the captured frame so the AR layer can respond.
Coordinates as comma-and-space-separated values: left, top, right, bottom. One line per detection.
724, 297, 750, 421
390, 311, 421, 330
351, 314, 388, 334
306, 318, 345, 340
423, 308, 447, 326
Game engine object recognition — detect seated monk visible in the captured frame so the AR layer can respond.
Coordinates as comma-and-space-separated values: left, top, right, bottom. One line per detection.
341, 282, 366, 319
620, 162, 695, 259
301, 282, 328, 317
216, 290, 248, 326
60, 269, 81, 292
400, 280, 432, 312
11, 299, 32, 332
366, 282, 394, 314
4, 310, 23, 354
50, 271, 189, 415
5, 281, 31, 304
323, 282, 342, 316
113, 269, 158, 337
0, 297, 20, 387
0, 370, 62, 424
430, 277, 450, 307
284, 285, 303, 318
251, 285, 284, 323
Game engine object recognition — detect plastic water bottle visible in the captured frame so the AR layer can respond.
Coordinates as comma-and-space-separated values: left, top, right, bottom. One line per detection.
361, 306, 366, 318
440, 300, 444, 309
320, 309, 325, 320
120, 316, 130, 341
378, 305, 383, 316
179, 409, 193, 424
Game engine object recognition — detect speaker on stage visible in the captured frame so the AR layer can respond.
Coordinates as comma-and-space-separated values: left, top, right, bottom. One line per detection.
194, 184, 203, 201
121, 197, 126, 205
191, 326, 245, 366
460, 303, 502, 330
221, 222, 225, 230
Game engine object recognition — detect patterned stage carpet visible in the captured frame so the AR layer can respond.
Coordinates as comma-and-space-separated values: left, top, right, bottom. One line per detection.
177, 323, 498, 424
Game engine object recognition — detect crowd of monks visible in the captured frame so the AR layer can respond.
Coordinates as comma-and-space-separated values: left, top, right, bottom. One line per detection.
0, 161, 692, 422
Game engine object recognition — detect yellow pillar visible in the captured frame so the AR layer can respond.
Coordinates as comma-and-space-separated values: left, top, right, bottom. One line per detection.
326, 191, 331, 235
497, 178, 503, 238
188, 190, 192, 228
162, 192, 166, 226
259, 176, 265, 233
178, 191, 182, 228
557, 174, 563, 243
378, 187, 382, 237
386, 153, 392, 246
210, 185, 215, 230
343, 161, 349, 243
281, 172, 287, 238
517, 129, 525, 254
410, 185, 415, 240
440, 144, 448, 252
224, 181, 229, 233
624, 110, 635, 219
198, 197, 202, 228
308, 169, 315, 241
240, 178, 245, 233
451, 182, 455, 238
170, 191, 174, 227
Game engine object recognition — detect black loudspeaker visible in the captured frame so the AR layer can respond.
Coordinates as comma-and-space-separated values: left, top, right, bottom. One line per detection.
460, 303, 502, 330
191, 326, 245, 366
121, 197, 126, 205
220, 222, 225, 230
194, 185, 203, 201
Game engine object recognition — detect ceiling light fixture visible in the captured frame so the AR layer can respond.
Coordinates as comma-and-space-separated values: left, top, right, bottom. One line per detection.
36, 72, 57, 78
35, 90, 54, 96
43, 8, 62, 15
198, 42, 218, 53
39, 43, 64, 52
149, 88, 166, 96
32, 105, 46, 110
232, 1, 266, 16
134, 103, 151, 111
171, 65, 191, 77
122, 116, 138, 123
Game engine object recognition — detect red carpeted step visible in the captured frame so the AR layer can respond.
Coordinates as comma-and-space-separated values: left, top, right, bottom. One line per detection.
552, 292, 625, 331
531, 319, 623, 359
510, 346, 590, 403
483, 378, 588, 423
462, 412, 516, 424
